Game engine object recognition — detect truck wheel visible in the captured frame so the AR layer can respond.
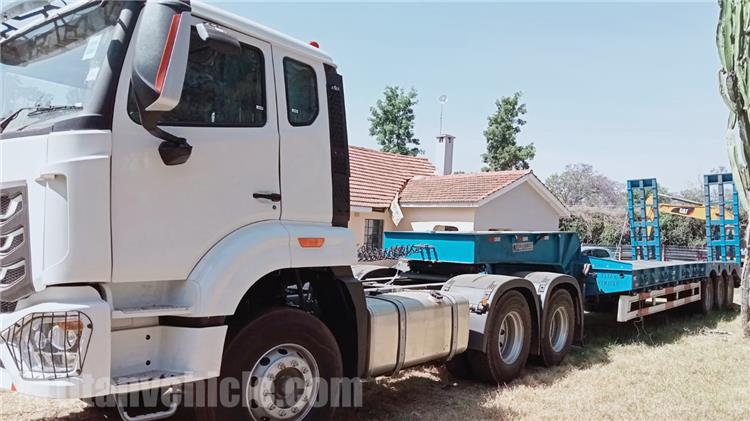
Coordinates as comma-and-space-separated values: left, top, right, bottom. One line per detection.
194, 307, 342, 421
715, 275, 727, 311
540, 289, 574, 367
699, 277, 714, 315
467, 290, 532, 384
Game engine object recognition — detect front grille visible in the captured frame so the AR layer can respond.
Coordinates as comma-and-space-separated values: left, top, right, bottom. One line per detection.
0, 301, 17, 313
0, 261, 25, 285
0, 182, 32, 305
0, 228, 24, 256
0, 193, 23, 223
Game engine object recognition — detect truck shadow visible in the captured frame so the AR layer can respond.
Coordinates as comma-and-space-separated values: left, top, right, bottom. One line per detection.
334, 302, 741, 421
37, 303, 740, 421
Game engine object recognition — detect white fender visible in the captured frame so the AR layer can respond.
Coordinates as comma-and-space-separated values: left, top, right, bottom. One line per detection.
187, 220, 356, 317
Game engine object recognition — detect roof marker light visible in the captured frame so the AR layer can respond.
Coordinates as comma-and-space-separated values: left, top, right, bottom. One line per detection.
309, 41, 320, 48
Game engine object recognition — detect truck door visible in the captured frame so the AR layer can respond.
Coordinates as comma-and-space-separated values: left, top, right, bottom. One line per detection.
110, 18, 281, 282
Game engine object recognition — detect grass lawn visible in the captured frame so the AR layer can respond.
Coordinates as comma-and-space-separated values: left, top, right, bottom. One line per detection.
1, 289, 748, 421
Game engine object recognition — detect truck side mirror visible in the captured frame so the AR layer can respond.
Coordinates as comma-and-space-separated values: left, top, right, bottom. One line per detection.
131, 0, 192, 166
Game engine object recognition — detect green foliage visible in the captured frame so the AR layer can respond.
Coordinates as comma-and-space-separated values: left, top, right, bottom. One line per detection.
368, 86, 421, 156
559, 209, 629, 246
718, 0, 750, 211
660, 214, 707, 247
545, 164, 624, 207
482, 92, 536, 170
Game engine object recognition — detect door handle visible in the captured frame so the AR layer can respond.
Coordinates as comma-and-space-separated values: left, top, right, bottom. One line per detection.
253, 192, 282, 202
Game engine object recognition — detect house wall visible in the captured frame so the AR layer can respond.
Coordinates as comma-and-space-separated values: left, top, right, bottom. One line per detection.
349, 209, 396, 247
396, 207, 476, 232
474, 181, 561, 231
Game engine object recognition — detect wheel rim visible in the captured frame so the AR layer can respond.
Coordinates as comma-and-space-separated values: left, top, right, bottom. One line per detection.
497, 311, 524, 365
245, 344, 319, 421
548, 306, 570, 353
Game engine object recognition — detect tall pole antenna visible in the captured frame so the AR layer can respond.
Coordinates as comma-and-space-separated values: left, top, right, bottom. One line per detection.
438, 94, 448, 134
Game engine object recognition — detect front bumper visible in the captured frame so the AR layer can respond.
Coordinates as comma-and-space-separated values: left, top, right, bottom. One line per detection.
0, 286, 111, 399
1, 285, 227, 399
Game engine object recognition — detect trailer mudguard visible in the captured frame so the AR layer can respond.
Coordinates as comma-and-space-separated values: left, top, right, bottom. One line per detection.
442, 274, 541, 354
515, 271, 584, 346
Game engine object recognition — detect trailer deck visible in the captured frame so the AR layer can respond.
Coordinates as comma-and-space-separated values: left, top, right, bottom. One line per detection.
383, 231, 740, 305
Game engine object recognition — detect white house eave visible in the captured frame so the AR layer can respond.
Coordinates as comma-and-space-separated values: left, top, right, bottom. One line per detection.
351, 206, 375, 213
400, 202, 479, 208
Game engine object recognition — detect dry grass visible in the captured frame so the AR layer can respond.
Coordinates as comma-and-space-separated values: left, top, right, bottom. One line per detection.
1, 290, 748, 421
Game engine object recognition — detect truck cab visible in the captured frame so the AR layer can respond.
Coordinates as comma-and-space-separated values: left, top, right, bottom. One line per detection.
1, 1, 361, 418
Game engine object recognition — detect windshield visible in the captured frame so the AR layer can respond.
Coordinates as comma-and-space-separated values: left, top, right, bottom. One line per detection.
0, 1, 125, 133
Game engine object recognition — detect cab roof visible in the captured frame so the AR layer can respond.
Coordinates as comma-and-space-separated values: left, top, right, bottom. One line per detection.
192, 1, 335, 66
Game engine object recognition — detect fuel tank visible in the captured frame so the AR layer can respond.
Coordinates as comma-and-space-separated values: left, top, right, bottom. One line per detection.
365, 290, 469, 377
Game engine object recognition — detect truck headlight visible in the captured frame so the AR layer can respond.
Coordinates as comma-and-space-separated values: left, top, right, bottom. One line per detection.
0, 311, 92, 380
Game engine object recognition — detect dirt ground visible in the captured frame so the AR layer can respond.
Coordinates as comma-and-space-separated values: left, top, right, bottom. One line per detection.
1, 289, 748, 421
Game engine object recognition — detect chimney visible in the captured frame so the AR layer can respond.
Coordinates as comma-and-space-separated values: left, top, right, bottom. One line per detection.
435, 134, 455, 175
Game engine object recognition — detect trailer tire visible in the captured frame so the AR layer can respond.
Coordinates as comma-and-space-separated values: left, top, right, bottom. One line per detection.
540, 289, 574, 367
699, 277, 714, 315
725, 274, 735, 308
467, 290, 532, 384
194, 307, 342, 421
715, 275, 727, 311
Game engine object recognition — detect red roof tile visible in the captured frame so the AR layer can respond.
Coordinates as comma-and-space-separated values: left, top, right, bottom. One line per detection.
399, 170, 532, 204
349, 146, 435, 208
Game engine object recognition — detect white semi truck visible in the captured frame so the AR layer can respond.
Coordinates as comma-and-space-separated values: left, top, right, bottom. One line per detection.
0, 1, 738, 421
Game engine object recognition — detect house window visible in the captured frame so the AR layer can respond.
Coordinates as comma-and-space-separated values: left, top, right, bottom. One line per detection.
364, 219, 384, 249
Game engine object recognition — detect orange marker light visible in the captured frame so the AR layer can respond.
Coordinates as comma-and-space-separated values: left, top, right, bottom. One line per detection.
298, 237, 325, 248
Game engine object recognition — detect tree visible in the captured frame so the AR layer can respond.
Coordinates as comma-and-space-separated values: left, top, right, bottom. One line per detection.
368, 86, 421, 156
482, 92, 536, 170
717, 0, 749, 337
545, 164, 624, 207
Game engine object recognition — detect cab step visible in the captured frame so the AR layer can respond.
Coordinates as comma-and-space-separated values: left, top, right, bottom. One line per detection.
111, 305, 191, 319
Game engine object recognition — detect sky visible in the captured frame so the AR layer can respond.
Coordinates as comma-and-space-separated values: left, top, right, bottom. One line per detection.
213, 0, 729, 192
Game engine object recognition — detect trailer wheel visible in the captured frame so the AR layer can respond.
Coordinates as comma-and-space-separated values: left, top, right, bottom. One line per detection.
715, 275, 727, 311
725, 273, 735, 308
194, 307, 342, 421
699, 277, 714, 315
540, 289, 574, 366
467, 290, 532, 384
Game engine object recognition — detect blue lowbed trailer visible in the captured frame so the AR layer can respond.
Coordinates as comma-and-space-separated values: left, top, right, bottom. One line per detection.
379, 230, 739, 322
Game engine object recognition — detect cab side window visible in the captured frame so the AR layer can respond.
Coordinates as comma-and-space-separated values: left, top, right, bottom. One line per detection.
283, 58, 318, 126
128, 27, 266, 127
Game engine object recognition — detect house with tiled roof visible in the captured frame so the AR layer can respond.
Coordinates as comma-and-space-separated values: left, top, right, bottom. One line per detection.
348, 145, 569, 249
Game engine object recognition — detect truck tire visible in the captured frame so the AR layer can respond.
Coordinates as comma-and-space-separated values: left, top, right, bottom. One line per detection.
699, 277, 714, 315
539, 289, 574, 367
467, 290, 532, 384
194, 307, 342, 421
715, 275, 727, 311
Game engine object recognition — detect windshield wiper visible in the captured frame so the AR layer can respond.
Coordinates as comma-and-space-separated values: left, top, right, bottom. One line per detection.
0, 105, 83, 133
27, 104, 83, 116
0, 107, 31, 133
